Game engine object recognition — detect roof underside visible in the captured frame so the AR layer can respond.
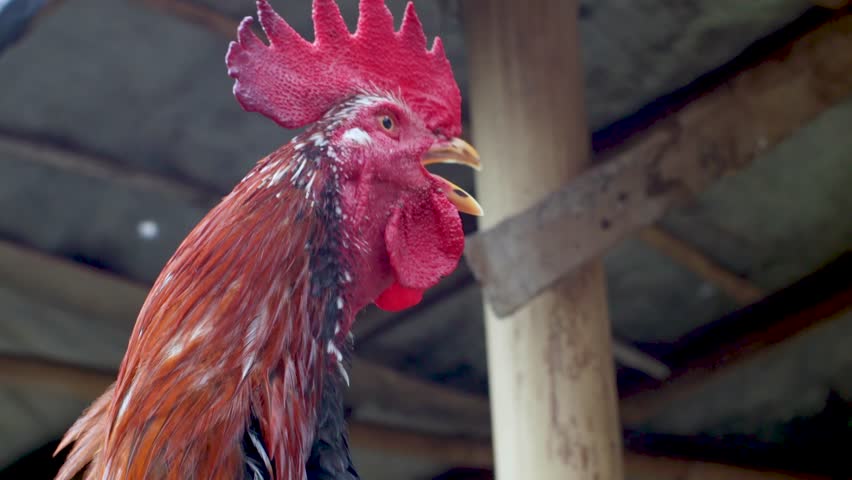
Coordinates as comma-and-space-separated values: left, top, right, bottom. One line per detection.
0, 0, 850, 479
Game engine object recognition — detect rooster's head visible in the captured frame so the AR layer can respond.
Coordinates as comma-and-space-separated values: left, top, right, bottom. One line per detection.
226, 0, 481, 315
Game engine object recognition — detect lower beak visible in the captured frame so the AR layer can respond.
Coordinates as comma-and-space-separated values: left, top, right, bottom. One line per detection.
422, 138, 484, 217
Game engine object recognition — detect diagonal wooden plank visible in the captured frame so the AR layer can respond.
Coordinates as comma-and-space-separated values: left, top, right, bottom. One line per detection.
638, 226, 765, 306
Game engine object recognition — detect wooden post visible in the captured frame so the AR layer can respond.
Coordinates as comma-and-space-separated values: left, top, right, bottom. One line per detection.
464, 0, 623, 478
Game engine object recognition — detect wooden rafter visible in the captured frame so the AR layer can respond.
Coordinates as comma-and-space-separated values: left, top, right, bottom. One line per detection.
619, 252, 852, 425
638, 226, 765, 306
0, 132, 216, 208
0, 353, 113, 399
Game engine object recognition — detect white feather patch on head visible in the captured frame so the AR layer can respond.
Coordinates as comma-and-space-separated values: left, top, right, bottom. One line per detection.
341, 127, 372, 146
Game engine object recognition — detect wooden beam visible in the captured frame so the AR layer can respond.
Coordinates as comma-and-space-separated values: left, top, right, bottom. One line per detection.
0, 132, 216, 208
611, 336, 671, 381
464, 12, 852, 317
619, 252, 852, 425
465, 1, 622, 479
348, 423, 494, 469
0, 353, 112, 399
638, 226, 765, 305
348, 356, 491, 436
0, 240, 148, 323
350, 422, 837, 480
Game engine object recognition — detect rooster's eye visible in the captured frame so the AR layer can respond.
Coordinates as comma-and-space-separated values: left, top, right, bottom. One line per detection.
379, 115, 395, 131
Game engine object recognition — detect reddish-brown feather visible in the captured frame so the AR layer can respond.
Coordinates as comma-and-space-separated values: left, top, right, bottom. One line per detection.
56, 145, 338, 480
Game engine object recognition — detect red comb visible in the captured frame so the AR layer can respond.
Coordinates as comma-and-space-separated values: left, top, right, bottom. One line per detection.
226, 0, 462, 136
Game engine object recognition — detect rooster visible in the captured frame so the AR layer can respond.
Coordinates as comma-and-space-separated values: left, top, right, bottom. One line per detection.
53, 0, 481, 479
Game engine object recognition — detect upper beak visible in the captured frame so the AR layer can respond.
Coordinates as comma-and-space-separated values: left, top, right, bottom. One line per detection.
422, 137, 482, 171
422, 138, 484, 217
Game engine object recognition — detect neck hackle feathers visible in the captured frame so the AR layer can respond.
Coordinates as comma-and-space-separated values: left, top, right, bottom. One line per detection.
226, 0, 462, 136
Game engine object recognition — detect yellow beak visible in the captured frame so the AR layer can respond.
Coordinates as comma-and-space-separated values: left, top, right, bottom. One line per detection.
422, 138, 484, 217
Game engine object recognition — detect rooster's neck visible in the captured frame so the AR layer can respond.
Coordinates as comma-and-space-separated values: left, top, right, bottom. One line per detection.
101, 128, 365, 478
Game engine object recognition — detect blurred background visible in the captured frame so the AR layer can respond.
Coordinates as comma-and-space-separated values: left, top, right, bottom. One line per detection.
0, 0, 850, 479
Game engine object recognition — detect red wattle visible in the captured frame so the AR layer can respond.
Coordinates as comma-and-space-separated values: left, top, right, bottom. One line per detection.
375, 188, 464, 311
375, 282, 424, 311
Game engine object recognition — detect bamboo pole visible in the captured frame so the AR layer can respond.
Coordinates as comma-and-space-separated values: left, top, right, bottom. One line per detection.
463, 1, 623, 478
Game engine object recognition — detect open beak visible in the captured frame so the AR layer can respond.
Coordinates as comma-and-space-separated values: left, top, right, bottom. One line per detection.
422, 138, 484, 217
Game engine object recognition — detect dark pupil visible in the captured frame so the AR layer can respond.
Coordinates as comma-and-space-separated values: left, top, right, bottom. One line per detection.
382, 116, 393, 129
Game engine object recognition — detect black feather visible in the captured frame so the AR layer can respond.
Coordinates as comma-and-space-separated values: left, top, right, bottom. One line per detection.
242, 415, 274, 480
306, 343, 360, 480
241, 361, 359, 480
